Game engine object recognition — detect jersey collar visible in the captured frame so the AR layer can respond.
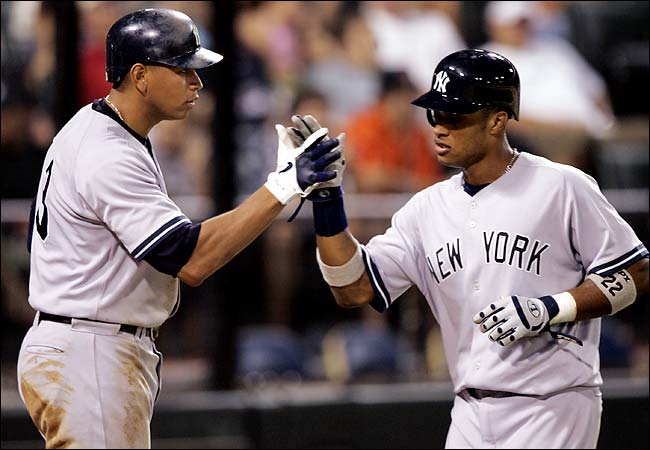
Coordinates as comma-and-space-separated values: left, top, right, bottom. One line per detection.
92, 99, 153, 155
92, 99, 149, 146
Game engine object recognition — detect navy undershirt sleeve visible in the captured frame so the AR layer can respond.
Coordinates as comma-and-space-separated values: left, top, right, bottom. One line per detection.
143, 222, 201, 276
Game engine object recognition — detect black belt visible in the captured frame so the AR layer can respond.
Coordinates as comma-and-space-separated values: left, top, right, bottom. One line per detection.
39, 312, 158, 340
465, 388, 522, 400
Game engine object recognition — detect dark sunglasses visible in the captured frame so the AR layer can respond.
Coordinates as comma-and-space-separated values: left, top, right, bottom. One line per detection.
426, 109, 469, 127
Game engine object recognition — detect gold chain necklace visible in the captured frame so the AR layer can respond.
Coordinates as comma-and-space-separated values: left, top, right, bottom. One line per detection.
463, 148, 520, 189
504, 148, 520, 174
105, 95, 125, 122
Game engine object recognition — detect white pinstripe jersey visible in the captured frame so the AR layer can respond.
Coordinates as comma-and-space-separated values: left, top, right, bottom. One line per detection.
29, 104, 189, 328
362, 152, 648, 395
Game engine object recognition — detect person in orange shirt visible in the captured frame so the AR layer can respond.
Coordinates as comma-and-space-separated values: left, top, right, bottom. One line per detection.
346, 71, 447, 193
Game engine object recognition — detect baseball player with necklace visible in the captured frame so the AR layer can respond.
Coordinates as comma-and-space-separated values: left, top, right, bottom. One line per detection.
293, 49, 649, 448
17, 8, 342, 449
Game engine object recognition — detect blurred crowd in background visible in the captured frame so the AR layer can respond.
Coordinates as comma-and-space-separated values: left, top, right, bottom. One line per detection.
2, 1, 648, 391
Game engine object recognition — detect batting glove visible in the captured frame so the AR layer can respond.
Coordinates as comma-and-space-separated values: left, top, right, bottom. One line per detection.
289, 115, 346, 201
265, 126, 341, 205
281, 115, 347, 224
473, 295, 583, 347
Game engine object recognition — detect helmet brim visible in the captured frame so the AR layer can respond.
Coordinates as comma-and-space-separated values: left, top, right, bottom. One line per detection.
160, 47, 224, 69
411, 90, 482, 115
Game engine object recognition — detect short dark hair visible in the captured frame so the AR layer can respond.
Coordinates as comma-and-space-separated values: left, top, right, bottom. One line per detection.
481, 105, 511, 119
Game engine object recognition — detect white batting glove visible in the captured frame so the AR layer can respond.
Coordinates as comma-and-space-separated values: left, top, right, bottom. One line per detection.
264, 126, 341, 205
473, 295, 583, 347
289, 114, 346, 193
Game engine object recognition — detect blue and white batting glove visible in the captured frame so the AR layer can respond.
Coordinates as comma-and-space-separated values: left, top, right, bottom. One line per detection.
289, 115, 346, 200
473, 295, 583, 347
265, 126, 341, 205
286, 115, 348, 234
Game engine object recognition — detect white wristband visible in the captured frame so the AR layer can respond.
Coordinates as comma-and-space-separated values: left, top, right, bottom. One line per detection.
549, 291, 577, 325
316, 241, 365, 287
587, 269, 637, 315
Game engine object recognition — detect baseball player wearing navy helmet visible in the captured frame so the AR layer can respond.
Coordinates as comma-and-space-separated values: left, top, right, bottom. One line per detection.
18, 8, 341, 448
296, 49, 649, 448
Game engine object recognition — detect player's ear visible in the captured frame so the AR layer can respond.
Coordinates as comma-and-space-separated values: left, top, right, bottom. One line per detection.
489, 110, 509, 135
131, 64, 148, 96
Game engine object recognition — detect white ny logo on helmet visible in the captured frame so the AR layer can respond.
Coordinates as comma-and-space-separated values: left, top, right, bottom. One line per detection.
433, 71, 451, 93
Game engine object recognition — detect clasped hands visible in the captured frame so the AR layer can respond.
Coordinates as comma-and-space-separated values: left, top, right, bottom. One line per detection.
265, 115, 344, 206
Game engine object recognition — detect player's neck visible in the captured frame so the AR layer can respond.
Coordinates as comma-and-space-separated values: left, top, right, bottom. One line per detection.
105, 90, 156, 137
463, 146, 518, 186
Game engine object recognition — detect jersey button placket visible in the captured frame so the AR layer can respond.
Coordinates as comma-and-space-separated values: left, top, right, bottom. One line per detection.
468, 200, 478, 229
469, 201, 480, 293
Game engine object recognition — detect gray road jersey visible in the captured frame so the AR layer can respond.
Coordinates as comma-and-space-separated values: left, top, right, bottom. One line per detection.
29, 104, 189, 328
363, 152, 647, 395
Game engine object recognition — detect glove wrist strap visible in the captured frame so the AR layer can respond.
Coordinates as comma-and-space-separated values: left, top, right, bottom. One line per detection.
541, 293, 582, 345
264, 175, 297, 205
545, 291, 577, 325
288, 186, 345, 223
307, 186, 343, 203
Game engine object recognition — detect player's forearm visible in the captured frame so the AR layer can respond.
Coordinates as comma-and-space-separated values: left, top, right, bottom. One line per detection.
330, 271, 375, 308
317, 230, 358, 265
178, 186, 283, 286
316, 231, 374, 307
568, 258, 649, 321
475, 258, 648, 346
178, 124, 341, 286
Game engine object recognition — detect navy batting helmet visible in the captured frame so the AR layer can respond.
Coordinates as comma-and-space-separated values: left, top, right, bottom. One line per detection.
106, 8, 223, 84
411, 49, 520, 120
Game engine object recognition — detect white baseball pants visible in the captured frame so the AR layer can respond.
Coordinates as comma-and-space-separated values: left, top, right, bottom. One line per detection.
445, 386, 602, 448
17, 314, 162, 448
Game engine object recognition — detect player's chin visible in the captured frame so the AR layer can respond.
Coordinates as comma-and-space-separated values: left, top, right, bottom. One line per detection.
433, 151, 461, 169
437, 156, 458, 169
170, 108, 192, 120
431, 148, 452, 163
